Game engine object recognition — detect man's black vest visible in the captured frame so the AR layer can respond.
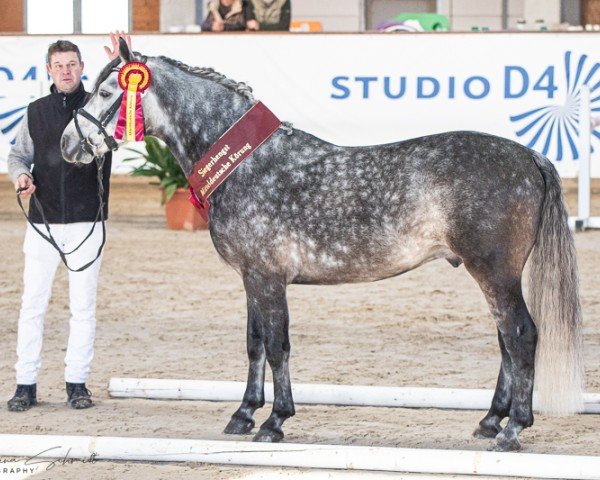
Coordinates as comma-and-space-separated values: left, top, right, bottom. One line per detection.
27, 83, 111, 224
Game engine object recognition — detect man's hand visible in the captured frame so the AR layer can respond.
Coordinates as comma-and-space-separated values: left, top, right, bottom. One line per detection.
104, 31, 132, 60
212, 20, 225, 32
246, 20, 260, 31
15, 174, 35, 197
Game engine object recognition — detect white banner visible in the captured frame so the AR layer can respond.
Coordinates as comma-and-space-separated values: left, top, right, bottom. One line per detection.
1, 33, 599, 177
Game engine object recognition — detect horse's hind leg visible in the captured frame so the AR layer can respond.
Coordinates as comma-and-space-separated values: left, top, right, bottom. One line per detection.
466, 263, 537, 452
224, 298, 266, 435
473, 330, 511, 439
492, 293, 537, 452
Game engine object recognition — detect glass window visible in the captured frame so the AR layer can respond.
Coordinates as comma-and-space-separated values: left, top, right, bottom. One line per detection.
82, 0, 129, 34
27, 0, 74, 34
26, 0, 129, 34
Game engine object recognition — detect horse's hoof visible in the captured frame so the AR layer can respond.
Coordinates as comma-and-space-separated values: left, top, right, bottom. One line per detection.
253, 428, 284, 443
488, 432, 521, 452
224, 416, 255, 435
473, 424, 501, 439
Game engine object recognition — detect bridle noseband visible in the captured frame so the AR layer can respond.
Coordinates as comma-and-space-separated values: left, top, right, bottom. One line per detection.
73, 83, 123, 155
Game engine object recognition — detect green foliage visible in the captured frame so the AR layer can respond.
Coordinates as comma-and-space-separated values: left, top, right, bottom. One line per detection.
122, 136, 188, 204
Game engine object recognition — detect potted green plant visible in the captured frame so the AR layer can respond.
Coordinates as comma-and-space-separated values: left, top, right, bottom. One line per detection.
123, 136, 207, 230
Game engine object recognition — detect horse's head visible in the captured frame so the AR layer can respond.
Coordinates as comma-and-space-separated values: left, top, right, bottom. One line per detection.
63, 41, 258, 170
61, 38, 148, 164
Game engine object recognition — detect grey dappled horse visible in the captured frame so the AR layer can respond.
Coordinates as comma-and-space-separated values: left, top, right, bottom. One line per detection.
61, 41, 584, 452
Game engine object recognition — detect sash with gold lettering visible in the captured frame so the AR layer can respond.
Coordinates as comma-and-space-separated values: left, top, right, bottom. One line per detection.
188, 102, 281, 222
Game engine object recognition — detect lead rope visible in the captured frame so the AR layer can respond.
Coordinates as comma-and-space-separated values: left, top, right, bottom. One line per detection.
16, 156, 107, 272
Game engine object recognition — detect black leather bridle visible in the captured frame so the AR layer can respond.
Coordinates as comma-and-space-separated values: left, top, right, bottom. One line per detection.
16, 157, 108, 273
73, 67, 123, 156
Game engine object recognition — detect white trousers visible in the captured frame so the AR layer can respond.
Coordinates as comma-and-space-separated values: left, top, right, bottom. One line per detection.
15, 222, 104, 385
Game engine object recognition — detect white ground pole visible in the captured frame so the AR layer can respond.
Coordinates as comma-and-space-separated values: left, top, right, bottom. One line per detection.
239, 473, 501, 480
569, 84, 600, 229
0, 434, 599, 480
108, 378, 600, 414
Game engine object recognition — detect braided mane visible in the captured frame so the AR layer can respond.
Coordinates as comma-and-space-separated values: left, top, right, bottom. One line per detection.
158, 56, 255, 102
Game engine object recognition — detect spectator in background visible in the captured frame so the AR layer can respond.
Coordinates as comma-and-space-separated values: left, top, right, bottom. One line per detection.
249, 0, 291, 31
201, 0, 259, 31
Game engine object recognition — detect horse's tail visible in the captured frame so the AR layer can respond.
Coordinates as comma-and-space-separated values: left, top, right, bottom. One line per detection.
527, 152, 584, 415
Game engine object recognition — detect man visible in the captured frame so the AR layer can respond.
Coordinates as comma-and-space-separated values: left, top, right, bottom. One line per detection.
201, 0, 259, 31
7, 33, 129, 411
249, 0, 291, 31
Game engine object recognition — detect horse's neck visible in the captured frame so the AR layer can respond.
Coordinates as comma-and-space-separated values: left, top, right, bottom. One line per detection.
145, 71, 253, 175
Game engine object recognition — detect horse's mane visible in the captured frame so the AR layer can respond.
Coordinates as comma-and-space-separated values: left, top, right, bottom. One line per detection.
91, 54, 293, 134
92, 55, 255, 103
157, 56, 255, 102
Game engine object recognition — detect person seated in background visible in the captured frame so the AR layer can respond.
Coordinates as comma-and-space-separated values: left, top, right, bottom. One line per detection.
249, 0, 291, 31
201, 0, 259, 31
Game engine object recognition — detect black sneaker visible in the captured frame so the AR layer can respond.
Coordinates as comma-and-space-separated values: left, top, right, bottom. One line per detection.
7, 384, 37, 412
66, 382, 93, 409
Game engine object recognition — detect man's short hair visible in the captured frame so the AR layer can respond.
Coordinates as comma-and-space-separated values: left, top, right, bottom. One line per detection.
47, 40, 82, 64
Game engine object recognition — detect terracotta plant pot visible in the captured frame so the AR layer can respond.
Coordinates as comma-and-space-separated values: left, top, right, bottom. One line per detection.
163, 188, 208, 231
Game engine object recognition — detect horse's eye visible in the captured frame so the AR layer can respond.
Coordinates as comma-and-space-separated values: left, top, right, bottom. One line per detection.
99, 90, 112, 98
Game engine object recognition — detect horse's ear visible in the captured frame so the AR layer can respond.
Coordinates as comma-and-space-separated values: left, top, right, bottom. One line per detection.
119, 37, 133, 63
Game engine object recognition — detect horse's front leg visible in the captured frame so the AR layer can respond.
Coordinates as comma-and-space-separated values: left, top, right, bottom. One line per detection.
240, 271, 295, 442
224, 297, 266, 435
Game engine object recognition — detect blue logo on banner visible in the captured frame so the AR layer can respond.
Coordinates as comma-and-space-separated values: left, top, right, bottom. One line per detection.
0, 65, 39, 143
0, 104, 27, 144
509, 51, 600, 160
330, 51, 600, 161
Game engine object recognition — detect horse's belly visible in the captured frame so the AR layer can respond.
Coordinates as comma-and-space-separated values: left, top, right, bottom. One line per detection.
288, 238, 451, 285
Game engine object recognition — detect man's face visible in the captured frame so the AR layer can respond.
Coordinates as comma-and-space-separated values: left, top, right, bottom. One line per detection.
46, 51, 84, 94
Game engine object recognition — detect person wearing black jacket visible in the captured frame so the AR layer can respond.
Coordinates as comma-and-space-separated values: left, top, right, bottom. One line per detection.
6, 34, 128, 412
201, 0, 259, 31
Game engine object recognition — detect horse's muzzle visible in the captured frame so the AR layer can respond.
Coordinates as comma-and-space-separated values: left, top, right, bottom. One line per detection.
61, 128, 95, 165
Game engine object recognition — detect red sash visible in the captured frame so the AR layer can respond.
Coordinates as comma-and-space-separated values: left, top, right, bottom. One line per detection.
187, 102, 281, 222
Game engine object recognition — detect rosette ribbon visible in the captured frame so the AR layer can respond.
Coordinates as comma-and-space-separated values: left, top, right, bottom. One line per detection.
114, 62, 152, 142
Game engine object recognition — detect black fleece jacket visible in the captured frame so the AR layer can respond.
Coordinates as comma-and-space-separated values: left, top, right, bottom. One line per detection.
26, 82, 111, 224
